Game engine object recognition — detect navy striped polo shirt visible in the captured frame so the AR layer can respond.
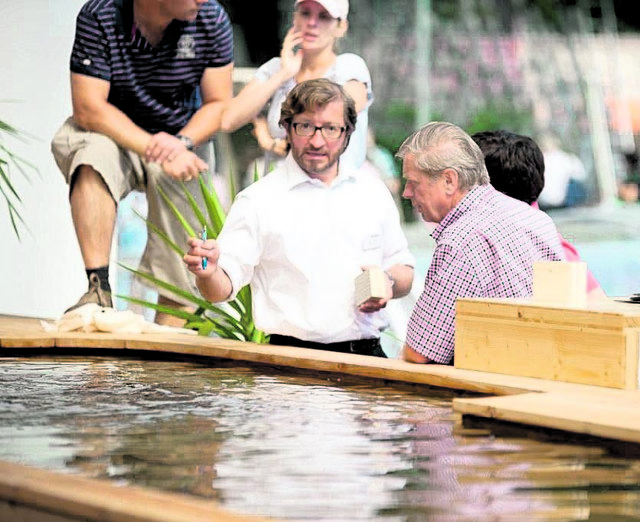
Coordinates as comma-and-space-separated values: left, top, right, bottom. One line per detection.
70, 0, 233, 134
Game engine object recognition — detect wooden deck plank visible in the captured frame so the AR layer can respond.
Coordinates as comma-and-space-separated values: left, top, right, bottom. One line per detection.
454, 391, 640, 443
0, 315, 56, 348
0, 314, 610, 397
0, 461, 271, 522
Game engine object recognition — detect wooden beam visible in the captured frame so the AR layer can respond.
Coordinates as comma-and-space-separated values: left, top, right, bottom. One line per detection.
454, 389, 640, 444
0, 461, 271, 522
0, 315, 607, 397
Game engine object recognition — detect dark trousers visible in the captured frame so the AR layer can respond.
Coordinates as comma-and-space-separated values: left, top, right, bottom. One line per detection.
269, 334, 387, 358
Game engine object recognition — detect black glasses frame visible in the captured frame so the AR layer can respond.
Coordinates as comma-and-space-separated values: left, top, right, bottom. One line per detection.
291, 122, 346, 140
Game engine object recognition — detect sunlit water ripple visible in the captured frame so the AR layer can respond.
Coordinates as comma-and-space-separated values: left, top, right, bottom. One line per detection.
2, 356, 640, 521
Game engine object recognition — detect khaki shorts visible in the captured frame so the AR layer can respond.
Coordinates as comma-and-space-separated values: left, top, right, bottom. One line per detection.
51, 117, 216, 304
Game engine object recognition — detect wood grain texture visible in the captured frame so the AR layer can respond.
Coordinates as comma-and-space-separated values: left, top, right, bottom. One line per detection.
455, 298, 640, 389
454, 390, 640, 443
0, 314, 607, 397
0, 461, 271, 522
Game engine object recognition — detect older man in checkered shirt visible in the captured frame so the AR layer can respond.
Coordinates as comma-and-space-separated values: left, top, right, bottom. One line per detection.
398, 122, 565, 365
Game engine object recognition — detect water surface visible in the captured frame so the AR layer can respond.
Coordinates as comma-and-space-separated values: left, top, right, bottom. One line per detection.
2, 356, 640, 521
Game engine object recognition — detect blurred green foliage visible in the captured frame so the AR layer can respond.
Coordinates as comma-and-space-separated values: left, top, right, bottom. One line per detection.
0, 117, 37, 240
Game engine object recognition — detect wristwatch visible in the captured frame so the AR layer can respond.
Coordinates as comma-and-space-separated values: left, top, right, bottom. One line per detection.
176, 134, 195, 151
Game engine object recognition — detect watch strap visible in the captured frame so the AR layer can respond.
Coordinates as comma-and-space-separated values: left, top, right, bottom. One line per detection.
176, 134, 195, 151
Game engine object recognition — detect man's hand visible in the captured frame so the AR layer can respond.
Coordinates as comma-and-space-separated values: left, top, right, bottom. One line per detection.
183, 236, 233, 302
145, 132, 188, 164
184, 236, 219, 276
357, 265, 394, 314
161, 150, 208, 181
358, 296, 388, 314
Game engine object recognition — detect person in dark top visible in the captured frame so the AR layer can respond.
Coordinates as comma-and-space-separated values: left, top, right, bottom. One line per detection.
51, 0, 233, 325
472, 129, 605, 298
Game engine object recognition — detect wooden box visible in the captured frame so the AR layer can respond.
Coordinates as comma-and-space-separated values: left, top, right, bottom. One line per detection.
454, 298, 640, 389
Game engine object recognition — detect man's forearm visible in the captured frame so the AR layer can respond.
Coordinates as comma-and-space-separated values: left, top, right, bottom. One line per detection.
387, 264, 414, 299
401, 344, 434, 364
196, 266, 234, 303
180, 100, 227, 146
73, 100, 151, 156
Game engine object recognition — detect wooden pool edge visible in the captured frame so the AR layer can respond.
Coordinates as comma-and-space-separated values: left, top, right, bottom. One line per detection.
0, 461, 272, 522
3, 315, 640, 437
0, 314, 612, 396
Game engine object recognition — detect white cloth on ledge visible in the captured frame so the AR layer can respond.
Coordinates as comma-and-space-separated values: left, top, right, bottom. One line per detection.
41, 304, 197, 335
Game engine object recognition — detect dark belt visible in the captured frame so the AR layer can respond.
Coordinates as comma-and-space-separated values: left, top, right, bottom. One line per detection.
269, 334, 387, 358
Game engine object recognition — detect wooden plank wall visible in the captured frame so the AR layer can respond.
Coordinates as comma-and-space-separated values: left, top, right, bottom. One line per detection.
455, 298, 640, 389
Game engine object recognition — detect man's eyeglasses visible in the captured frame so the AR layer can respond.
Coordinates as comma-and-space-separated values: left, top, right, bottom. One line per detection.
291, 122, 346, 140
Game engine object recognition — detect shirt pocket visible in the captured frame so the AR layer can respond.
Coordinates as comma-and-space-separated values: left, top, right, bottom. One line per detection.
362, 233, 382, 252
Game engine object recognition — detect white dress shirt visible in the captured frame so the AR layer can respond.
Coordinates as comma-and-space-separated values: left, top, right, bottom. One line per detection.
217, 155, 415, 343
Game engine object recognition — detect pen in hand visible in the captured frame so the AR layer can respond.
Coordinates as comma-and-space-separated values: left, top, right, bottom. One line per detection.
201, 226, 208, 270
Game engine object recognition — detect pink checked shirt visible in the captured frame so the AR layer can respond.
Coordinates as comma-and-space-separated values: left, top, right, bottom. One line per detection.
406, 185, 565, 364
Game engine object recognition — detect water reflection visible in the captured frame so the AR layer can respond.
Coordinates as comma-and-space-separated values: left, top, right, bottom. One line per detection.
1, 356, 640, 521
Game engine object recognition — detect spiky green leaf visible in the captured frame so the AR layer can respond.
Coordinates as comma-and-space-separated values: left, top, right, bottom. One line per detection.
156, 182, 196, 238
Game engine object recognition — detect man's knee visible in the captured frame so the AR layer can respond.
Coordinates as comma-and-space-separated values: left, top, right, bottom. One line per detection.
69, 164, 115, 202
52, 123, 136, 202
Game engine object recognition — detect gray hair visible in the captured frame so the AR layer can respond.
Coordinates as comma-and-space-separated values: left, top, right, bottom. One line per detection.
396, 121, 490, 190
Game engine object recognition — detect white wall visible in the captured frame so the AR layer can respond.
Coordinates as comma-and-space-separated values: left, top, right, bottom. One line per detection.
0, 1, 89, 319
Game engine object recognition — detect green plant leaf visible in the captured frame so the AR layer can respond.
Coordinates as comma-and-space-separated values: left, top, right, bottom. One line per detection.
182, 181, 208, 229
199, 176, 225, 237
117, 292, 247, 339
0, 158, 22, 201
0, 116, 38, 240
157, 182, 196, 238
135, 210, 185, 258
121, 263, 221, 311
125, 164, 266, 343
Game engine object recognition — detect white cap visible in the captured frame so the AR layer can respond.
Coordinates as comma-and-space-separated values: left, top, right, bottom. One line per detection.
295, 0, 349, 20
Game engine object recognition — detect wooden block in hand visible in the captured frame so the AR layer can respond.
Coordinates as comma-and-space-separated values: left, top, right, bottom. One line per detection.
355, 266, 387, 306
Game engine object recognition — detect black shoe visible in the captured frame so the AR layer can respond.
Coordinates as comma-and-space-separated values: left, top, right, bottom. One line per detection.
65, 273, 113, 313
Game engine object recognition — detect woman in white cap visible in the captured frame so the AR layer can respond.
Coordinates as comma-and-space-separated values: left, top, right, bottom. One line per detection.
221, 0, 372, 176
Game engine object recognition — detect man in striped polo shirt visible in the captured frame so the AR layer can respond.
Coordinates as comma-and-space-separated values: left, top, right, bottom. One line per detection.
51, 0, 233, 325
397, 122, 565, 365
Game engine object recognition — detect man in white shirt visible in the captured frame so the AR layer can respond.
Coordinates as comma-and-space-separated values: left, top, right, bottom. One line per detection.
184, 79, 414, 357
